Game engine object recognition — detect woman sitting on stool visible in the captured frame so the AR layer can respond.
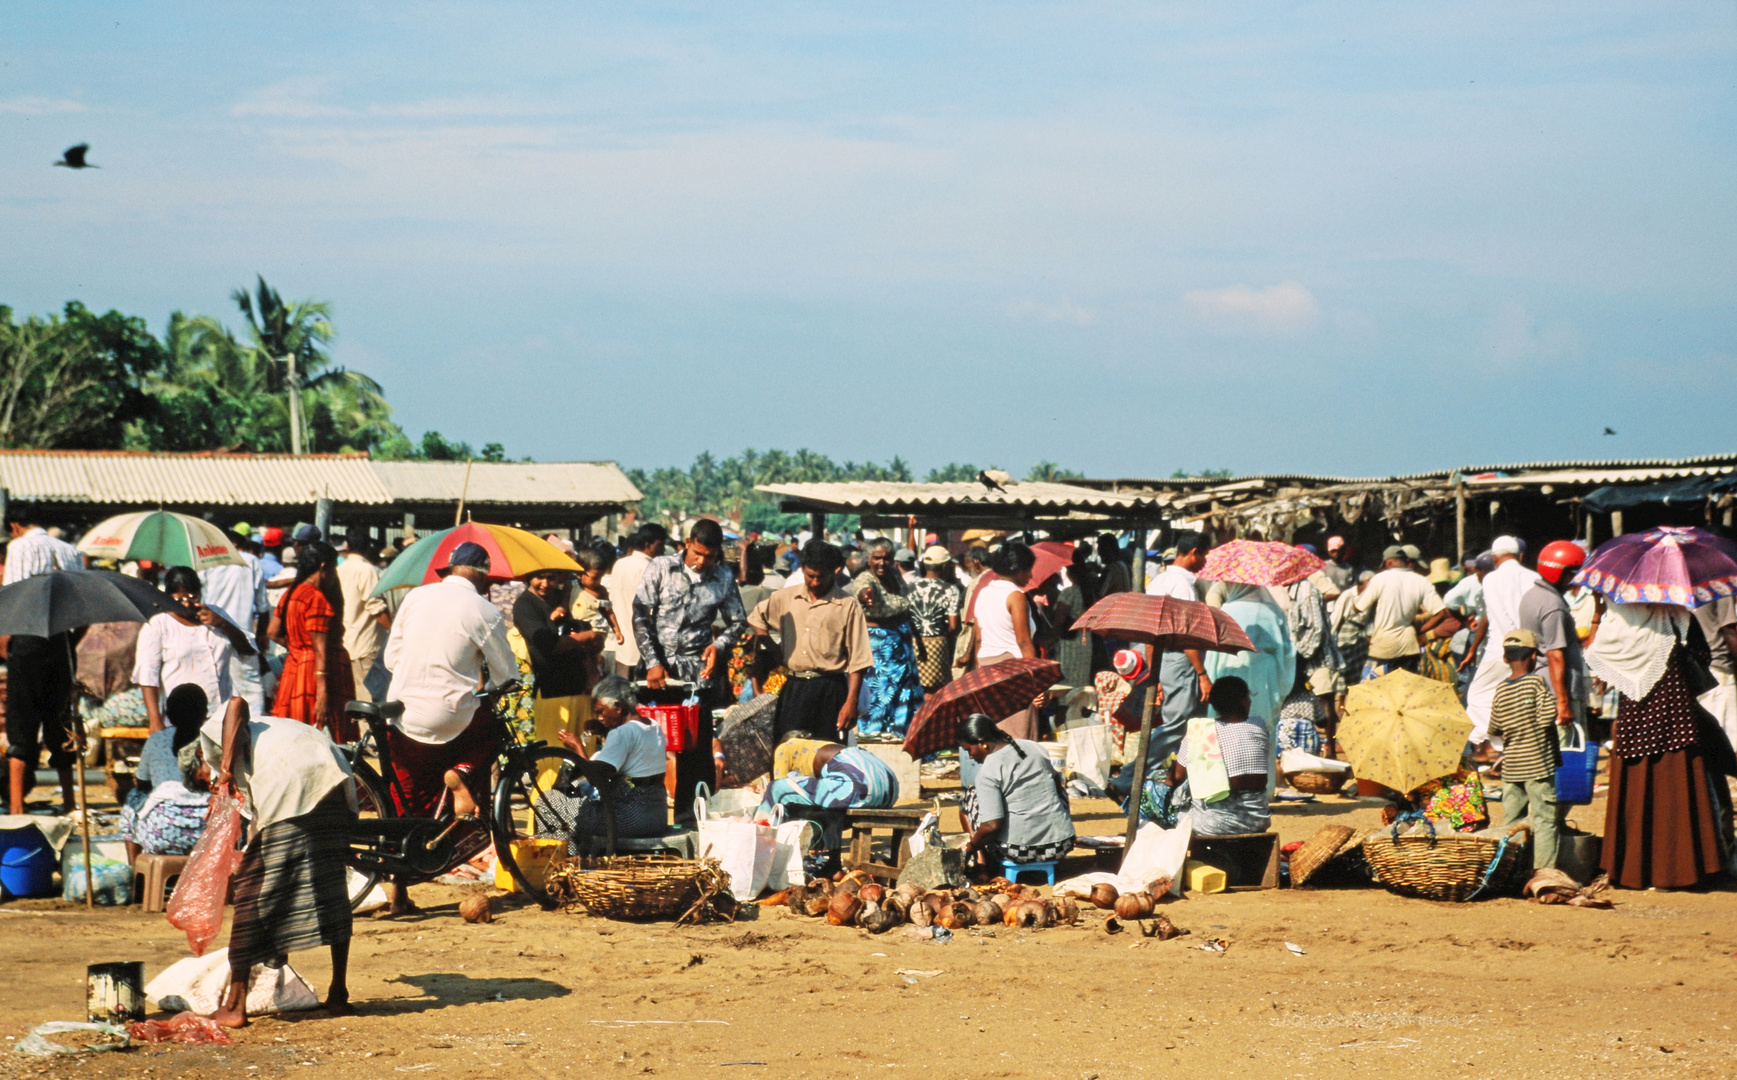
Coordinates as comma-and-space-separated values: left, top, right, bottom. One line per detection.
1171, 676, 1272, 836
545, 676, 669, 841
958, 712, 1075, 870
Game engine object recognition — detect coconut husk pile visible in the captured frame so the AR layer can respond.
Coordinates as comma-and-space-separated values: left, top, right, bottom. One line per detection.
768, 871, 1086, 934
1523, 869, 1613, 909
1054, 879, 1188, 938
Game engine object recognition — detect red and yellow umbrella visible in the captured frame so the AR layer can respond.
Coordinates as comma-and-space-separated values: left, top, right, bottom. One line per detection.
372, 522, 582, 596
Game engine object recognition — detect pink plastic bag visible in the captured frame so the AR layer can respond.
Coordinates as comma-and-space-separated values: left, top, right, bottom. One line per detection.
129, 1012, 236, 1046
166, 789, 245, 956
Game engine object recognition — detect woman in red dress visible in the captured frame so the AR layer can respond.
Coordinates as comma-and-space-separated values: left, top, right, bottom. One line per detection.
268, 541, 358, 743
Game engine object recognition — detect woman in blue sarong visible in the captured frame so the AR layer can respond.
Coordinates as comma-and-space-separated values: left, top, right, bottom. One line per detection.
850, 540, 924, 739
760, 735, 897, 811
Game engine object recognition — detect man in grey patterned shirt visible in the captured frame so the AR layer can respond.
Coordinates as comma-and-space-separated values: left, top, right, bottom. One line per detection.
632, 519, 746, 820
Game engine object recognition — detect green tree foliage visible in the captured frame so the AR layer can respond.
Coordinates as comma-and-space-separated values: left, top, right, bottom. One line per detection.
925, 463, 981, 482
1169, 467, 1235, 479
0, 302, 163, 449
627, 448, 918, 529
1025, 461, 1083, 482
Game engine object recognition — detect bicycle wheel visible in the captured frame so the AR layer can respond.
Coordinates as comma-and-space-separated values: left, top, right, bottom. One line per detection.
492, 745, 588, 908
345, 757, 392, 910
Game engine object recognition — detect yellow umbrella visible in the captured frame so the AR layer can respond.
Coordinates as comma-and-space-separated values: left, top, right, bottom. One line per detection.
1338, 669, 1473, 794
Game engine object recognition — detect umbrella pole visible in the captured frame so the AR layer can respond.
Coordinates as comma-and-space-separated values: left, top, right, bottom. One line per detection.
65, 637, 92, 909
1122, 649, 1161, 850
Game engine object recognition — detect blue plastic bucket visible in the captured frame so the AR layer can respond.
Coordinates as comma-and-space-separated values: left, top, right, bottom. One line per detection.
1, 830, 59, 898
1555, 723, 1600, 805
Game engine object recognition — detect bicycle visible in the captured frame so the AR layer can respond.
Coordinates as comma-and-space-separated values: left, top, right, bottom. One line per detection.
339, 684, 592, 910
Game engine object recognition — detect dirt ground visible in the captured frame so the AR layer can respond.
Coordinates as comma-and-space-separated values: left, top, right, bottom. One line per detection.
5, 785, 1737, 1080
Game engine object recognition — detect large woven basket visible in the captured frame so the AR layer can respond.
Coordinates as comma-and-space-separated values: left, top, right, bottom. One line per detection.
1360, 824, 1529, 903
1288, 825, 1357, 888
1285, 770, 1348, 795
543, 854, 730, 920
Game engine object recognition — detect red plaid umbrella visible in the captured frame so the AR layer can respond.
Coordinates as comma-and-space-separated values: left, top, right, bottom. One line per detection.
1070, 592, 1251, 849
901, 657, 1062, 759
1071, 592, 1253, 653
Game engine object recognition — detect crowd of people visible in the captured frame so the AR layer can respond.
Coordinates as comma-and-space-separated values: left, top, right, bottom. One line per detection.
3, 507, 1736, 1023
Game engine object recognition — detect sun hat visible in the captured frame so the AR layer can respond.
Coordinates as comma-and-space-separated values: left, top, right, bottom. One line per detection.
1400, 544, 1422, 564
1112, 648, 1148, 685
1426, 557, 1454, 584
1382, 544, 1407, 562
920, 545, 953, 567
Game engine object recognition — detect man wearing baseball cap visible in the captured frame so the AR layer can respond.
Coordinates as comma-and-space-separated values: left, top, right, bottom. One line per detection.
379, 541, 518, 915
1353, 544, 1450, 679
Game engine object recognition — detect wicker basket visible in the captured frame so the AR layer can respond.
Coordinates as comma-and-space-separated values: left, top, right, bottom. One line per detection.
543, 854, 730, 920
1285, 770, 1349, 795
1288, 825, 1357, 888
1360, 825, 1529, 902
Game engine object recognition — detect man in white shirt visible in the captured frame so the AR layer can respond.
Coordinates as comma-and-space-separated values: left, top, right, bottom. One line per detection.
3, 516, 82, 813
603, 525, 667, 677
1354, 545, 1451, 680
1464, 535, 1545, 750
1142, 529, 1212, 764
200, 530, 272, 716
335, 536, 391, 703
379, 542, 516, 915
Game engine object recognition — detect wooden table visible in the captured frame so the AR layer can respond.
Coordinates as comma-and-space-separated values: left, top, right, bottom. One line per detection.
782, 806, 931, 883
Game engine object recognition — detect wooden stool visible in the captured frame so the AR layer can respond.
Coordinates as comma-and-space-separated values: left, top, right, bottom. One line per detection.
843, 808, 929, 882
1186, 832, 1281, 891
133, 853, 189, 913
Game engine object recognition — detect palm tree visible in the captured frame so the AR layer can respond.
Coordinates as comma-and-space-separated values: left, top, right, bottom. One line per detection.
232, 276, 390, 454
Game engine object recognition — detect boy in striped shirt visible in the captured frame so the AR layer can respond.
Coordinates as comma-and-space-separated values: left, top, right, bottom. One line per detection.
1487, 628, 1564, 872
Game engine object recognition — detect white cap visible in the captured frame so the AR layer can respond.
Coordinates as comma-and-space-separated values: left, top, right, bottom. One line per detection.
1491, 535, 1521, 556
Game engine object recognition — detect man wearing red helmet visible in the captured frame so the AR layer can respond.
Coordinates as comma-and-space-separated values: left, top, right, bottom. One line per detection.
1521, 540, 1590, 728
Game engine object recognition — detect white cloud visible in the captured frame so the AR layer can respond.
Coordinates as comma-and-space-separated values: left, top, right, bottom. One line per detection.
1484, 300, 1580, 364
1007, 297, 1096, 326
1184, 281, 1319, 331
0, 96, 86, 116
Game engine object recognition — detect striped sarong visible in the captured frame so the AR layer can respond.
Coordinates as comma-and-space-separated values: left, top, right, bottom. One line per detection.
228, 786, 355, 969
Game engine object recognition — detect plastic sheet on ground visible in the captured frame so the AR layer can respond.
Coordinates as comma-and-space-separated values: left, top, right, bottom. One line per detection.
1055, 819, 1192, 899
128, 1012, 236, 1046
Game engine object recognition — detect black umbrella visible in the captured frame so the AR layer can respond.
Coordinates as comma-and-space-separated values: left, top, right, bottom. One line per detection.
0, 569, 185, 908
0, 569, 187, 637
715, 693, 779, 788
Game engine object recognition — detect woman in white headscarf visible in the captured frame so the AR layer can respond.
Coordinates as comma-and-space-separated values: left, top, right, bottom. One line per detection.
1588, 601, 1732, 889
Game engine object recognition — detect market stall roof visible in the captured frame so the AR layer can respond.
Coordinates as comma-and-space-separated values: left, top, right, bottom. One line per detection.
1464, 459, 1737, 487
0, 450, 392, 506
371, 460, 642, 508
756, 479, 1168, 528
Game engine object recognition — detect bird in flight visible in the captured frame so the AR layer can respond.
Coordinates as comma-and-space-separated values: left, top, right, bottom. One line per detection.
1603, 427, 1616, 436
54, 144, 99, 169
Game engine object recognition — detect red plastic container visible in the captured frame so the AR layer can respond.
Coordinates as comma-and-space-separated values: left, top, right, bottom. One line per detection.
637, 700, 700, 753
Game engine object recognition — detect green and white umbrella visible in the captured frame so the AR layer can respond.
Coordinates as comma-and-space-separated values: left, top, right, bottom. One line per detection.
77, 510, 245, 571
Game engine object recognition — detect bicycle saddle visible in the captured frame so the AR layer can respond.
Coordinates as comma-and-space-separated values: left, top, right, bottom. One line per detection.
344, 698, 406, 722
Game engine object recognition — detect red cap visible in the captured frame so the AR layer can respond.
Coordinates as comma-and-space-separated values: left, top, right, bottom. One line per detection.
259, 526, 284, 547
1537, 540, 1586, 584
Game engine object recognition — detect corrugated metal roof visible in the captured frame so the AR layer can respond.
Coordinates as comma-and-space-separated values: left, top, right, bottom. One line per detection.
1465, 463, 1737, 487
0, 451, 392, 505
756, 480, 1164, 511
371, 461, 642, 506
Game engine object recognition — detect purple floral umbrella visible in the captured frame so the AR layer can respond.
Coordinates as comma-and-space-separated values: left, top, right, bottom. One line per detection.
1571, 526, 1737, 608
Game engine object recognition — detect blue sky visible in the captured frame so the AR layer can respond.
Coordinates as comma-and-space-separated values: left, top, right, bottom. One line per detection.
3, 3, 1733, 478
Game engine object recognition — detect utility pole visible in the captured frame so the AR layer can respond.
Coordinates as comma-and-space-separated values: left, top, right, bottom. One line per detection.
286, 352, 304, 455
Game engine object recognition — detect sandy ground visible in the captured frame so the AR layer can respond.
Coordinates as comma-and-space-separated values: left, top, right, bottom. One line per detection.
5, 783, 1737, 1080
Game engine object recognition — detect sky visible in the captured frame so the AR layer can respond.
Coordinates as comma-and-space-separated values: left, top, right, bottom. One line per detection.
3, 3, 1734, 479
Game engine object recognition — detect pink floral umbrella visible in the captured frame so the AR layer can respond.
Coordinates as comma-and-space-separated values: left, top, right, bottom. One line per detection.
1196, 539, 1324, 587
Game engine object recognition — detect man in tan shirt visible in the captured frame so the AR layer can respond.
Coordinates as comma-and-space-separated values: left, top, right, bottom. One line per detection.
335, 535, 391, 701
749, 539, 872, 740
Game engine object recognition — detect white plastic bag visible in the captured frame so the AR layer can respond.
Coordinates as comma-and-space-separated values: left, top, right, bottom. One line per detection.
694, 782, 764, 820
1054, 820, 1194, 900
144, 948, 320, 1016
1064, 724, 1115, 793
693, 798, 776, 901
763, 807, 818, 890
